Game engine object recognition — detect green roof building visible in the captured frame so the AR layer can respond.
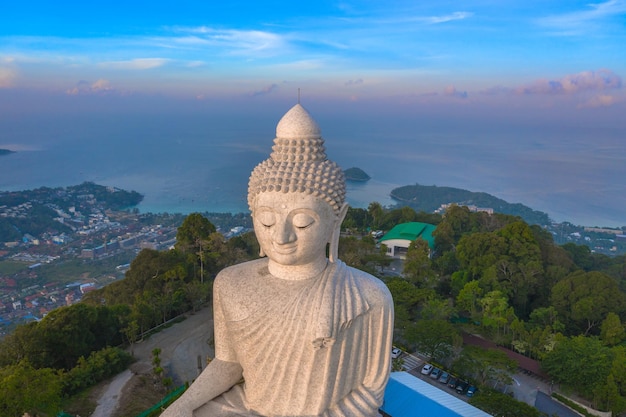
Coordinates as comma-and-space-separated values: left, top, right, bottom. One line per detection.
379, 222, 436, 259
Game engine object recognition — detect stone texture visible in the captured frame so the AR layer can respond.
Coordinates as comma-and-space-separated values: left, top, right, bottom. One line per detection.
162, 104, 394, 417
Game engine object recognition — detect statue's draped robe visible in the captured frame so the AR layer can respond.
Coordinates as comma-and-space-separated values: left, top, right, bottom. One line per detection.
195, 259, 394, 417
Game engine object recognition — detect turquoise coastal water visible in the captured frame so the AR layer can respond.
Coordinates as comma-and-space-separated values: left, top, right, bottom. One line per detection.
0, 111, 624, 227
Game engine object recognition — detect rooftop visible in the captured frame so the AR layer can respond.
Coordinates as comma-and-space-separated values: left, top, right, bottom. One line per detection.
382, 372, 491, 417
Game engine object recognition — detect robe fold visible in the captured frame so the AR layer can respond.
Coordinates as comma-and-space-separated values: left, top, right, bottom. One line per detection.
195, 258, 394, 417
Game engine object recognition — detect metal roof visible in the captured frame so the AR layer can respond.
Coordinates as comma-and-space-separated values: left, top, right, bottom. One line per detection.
379, 222, 436, 249
381, 372, 492, 417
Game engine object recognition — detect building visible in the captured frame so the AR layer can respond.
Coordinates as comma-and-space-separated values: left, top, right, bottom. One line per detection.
379, 222, 436, 259
381, 372, 491, 417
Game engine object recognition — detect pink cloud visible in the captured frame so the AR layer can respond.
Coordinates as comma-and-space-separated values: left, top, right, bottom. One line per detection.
443, 85, 468, 99
578, 94, 618, 108
66, 79, 115, 95
517, 69, 622, 95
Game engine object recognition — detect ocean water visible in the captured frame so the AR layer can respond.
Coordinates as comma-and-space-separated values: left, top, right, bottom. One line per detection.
1, 110, 624, 227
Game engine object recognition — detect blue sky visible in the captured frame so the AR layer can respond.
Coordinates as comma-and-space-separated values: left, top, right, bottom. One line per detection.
1, 1, 626, 226
1, 0, 625, 107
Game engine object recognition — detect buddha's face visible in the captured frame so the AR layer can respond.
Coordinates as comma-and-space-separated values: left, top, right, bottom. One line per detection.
252, 192, 338, 267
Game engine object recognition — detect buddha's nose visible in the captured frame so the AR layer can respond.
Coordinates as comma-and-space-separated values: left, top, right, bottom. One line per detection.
274, 221, 296, 244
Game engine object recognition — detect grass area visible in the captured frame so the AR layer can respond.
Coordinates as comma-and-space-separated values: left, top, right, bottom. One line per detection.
0, 260, 28, 275
36, 252, 136, 284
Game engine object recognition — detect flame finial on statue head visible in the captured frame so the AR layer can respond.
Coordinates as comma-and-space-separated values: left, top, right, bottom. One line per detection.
248, 104, 346, 214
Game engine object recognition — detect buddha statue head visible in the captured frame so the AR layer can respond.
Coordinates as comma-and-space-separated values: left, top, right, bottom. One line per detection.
248, 104, 348, 276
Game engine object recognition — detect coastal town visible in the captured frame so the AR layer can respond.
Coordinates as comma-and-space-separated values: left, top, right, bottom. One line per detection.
0, 182, 250, 337
1, 182, 624, 338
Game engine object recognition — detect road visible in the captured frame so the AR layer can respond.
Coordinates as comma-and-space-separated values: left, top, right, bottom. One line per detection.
90, 306, 214, 417
131, 306, 215, 386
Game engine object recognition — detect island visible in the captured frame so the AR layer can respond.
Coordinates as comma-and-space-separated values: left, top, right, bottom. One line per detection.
0, 149, 15, 156
344, 167, 371, 182
390, 183, 551, 225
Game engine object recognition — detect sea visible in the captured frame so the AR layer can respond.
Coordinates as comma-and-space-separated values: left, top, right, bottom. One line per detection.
1, 107, 625, 228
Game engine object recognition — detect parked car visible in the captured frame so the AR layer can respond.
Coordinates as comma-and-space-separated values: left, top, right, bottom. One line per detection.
430, 368, 442, 379
420, 364, 433, 375
391, 347, 402, 359
447, 376, 457, 389
466, 385, 477, 397
456, 380, 468, 394
438, 371, 450, 384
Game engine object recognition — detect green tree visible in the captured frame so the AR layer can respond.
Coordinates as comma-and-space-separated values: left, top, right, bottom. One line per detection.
551, 271, 626, 335
0, 361, 62, 416
542, 335, 613, 395
367, 202, 384, 230
456, 232, 506, 279
454, 345, 516, 387
176, 213, 217, 282
420, 298, 454, 321
456, 280, 483, 320
600, 312, 625, 346
403, 239, 437, 289
385, 278, 427, 330
470, 389, 540, 417
480, 290, 515, 338
175, 213, 217, 253
342, 207, 368, 232
405, 319, 461, 363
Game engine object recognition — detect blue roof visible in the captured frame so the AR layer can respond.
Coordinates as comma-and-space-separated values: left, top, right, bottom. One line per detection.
381, 372, 491, 417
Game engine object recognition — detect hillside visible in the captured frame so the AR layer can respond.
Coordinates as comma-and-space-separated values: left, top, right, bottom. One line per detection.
390, 183, 551, 225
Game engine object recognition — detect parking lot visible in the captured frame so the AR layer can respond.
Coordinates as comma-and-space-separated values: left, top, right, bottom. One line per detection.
394, 349, 583, 417
397, 352, 476, 403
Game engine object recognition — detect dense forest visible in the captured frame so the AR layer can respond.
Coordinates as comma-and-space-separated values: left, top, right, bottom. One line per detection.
1, 206, 625, 416
390, 183, 551, 225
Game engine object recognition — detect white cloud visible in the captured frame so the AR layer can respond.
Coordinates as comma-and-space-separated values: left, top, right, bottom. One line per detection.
66, 79, 114, 95
536, 0, 626, 35
100, 58, 168, 70
347, 10, 473, 26
516, 69, 622, 95
425, 11, 474, 24
169, 27, 287, 56
267, 59, 326, 71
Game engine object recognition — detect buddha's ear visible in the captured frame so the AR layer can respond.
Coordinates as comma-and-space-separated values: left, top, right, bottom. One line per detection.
329, 203, 349, 263
337, 202, 349, 225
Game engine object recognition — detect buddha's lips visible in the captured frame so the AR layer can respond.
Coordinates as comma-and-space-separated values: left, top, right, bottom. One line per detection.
273, 243, 297, 254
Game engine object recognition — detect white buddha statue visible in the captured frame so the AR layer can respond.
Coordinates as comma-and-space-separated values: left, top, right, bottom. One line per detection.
161, 104, 394, 417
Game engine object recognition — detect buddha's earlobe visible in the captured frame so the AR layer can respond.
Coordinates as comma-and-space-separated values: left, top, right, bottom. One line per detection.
329, 203, 349, 263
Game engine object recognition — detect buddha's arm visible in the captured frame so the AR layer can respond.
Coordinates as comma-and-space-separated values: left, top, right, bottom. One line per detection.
160, 358, 243, 417
323, 299, 394, 417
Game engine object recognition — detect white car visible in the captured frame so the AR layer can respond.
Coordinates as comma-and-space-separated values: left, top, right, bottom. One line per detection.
391, 347, 402, 359
420, 363, 433, 375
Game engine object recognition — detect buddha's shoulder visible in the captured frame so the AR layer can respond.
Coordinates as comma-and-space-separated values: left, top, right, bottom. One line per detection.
214, 258, 269, 290
342, 263, 393, 306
